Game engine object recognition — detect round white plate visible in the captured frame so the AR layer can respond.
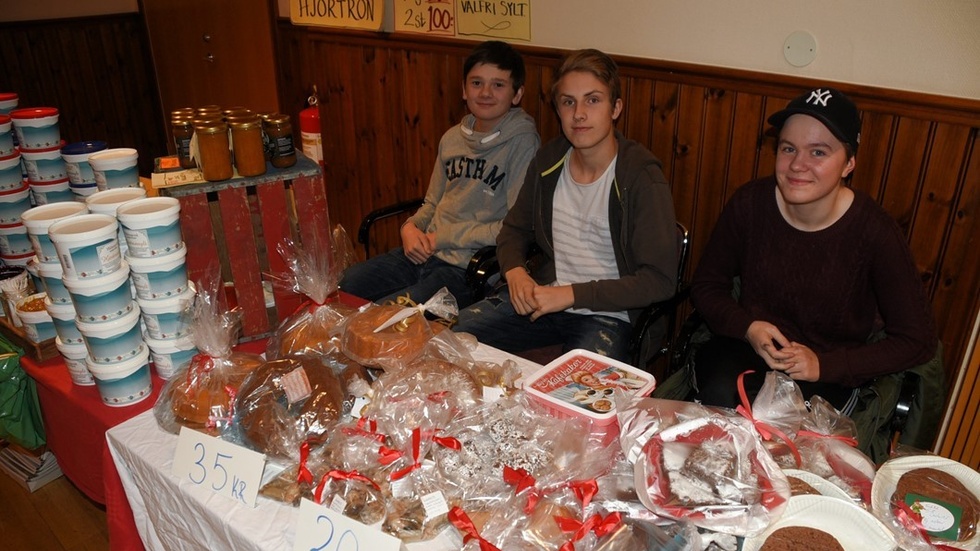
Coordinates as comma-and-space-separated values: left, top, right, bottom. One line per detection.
742, 495, 896, 551
872, 455, 980, 548
784, 469, 855, 502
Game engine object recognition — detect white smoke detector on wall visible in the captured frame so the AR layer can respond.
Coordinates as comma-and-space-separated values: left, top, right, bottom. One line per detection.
783, 31, 817, 67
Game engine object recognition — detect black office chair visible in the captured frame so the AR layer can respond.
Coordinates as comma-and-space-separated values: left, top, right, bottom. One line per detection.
356, 198, 424, 259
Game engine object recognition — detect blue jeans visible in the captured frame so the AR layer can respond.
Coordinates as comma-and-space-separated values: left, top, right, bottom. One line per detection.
339, 248, 477, 308
454, 287, 633, 362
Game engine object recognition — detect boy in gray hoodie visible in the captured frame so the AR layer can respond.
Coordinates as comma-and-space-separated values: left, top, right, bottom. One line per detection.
340, 40, 540, 308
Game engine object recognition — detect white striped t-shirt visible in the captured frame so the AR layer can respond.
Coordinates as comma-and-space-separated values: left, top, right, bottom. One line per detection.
551, 151, 629, 322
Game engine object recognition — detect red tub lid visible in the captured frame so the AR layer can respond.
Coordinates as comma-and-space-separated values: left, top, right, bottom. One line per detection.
9, 107, 58, 119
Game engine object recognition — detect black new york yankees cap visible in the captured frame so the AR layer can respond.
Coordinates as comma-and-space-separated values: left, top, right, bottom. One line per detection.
768, 87, 861, 153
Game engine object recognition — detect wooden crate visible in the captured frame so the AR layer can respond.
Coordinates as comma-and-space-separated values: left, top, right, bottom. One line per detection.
157, 153, 331, 339
0, 317, 59, 362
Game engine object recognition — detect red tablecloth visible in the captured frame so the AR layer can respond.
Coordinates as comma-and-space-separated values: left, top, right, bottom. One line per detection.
20, 352, 164, 551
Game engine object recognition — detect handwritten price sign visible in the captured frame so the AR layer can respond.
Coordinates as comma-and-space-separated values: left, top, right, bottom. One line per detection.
456, 0, 531, 41
172, 426, 266, 507
394, 0, 457, 36
293, 498, 401, 551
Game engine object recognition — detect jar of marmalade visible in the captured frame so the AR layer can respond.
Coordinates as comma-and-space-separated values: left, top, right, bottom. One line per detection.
195, 121, 233, 181
171, 116, 196, 169
229, 117, 266, 177
264, 114, 296, 168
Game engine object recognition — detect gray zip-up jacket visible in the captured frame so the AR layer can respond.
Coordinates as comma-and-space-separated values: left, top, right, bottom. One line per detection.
496, 131, 678, 325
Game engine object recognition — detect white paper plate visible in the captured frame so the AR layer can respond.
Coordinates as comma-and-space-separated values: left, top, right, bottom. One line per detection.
872, 455, 980, 548
742, 495, 896, 551
783, 469, 854, 502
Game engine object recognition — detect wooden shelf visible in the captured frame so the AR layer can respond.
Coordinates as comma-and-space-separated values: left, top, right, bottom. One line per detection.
0, 317, 59, 362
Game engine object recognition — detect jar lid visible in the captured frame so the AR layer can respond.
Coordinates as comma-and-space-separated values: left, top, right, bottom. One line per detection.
61, 140, 108, 155
171, 116, 194, 126
0, 93, 17, 102
195, 121, 228, 134
192, 117, 224, 128
264, 113, 291, 125
170, 107, 195, 116
228, 116, 262, 130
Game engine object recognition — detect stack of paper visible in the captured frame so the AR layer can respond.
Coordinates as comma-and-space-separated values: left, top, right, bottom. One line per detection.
0, 444, 63, 492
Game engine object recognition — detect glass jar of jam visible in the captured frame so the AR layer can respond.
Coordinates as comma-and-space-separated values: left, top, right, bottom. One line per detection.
264, 114, 296, 169
171, 116, 196, 169
195, 121, 233, 181
229, 116, 266, 177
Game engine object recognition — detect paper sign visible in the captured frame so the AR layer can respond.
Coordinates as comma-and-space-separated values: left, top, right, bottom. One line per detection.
172, 426, 266, 507
290, 0, 385, 31
394, 0, 456, 36
294, 498, 402, 551
455, 0, 531, 41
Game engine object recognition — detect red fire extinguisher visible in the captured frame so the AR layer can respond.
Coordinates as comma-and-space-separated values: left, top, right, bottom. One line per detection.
299, 86, 323, 167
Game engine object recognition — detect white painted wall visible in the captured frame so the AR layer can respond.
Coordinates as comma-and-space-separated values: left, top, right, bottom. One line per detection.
276, 0, 980, 100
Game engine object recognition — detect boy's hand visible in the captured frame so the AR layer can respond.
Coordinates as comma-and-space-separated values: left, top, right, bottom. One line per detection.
505, 267, 538, 315
529, 285, 574, 321
401, 223, 434, 264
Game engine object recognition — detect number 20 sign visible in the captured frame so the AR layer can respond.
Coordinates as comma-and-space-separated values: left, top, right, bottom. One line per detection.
172, 426, 266, 507
294, 498, 402, 551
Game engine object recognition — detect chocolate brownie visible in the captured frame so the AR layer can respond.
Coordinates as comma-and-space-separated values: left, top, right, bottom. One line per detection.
759, 526, 844, 551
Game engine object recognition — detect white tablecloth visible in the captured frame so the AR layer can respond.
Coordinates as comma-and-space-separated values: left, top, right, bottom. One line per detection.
106, 347, 543, 551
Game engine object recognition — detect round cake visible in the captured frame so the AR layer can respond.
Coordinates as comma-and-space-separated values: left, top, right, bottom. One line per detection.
341, 304, 444, 368
759, 526, 844, 551
167, 352, 264, 432
788, 476, 821, 496
237, 356, 346, 459
892, 467, 979, 542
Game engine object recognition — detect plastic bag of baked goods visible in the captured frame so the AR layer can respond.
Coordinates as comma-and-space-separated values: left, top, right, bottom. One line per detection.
432, 392, 601, 508
734, 370, 807, 470
233, 355, 348, 462
872, 454, 980, 550
786, 395, 875, 505
633, 413, 791, 537
616, 393, 717, 464
340, 288, 457, 370
266, 228, 358, 360
154, 272, 264, 435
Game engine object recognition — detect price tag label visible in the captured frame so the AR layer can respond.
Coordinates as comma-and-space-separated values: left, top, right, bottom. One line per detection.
294, 498, 402, 551
172, 426, 266, 507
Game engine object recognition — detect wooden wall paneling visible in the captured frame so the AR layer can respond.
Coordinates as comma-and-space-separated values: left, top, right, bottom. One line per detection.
693, 88, 736, 237
0, 17, 166, 175
753, 97, 783, 182
621, 77, 655, 149
669, 85, 707, 257
878, 118, 932, 232
650, 82, 680, 190
941, 336, 980, 469
850, 111, 896, 202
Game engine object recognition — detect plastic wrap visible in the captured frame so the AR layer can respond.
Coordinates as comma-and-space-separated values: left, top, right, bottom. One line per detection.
633, 414, 791, 537
153, 273, 262, 435
340, 288, 457, 370
266, 228, 357, 360
615, 394, 716, 464
234, 355, 347, 461
872, 454, 980, 550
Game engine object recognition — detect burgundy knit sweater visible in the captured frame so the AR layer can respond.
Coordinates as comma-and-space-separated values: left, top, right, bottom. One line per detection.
691, 177, 937, 387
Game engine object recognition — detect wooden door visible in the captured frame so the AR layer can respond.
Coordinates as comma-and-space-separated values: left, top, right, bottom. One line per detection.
142, 0, 280, 147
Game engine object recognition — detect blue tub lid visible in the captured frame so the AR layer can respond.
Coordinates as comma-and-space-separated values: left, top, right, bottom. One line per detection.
61, 140, 108, 155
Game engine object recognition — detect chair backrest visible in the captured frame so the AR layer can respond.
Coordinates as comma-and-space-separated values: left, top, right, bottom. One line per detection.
674, 221, 691, 292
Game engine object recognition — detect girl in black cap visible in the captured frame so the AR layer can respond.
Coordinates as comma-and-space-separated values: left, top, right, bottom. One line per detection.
689, 87, 937, 411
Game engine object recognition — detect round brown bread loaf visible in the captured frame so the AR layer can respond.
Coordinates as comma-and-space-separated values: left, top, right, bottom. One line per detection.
237, 356, 346, 459
892, 467, 979, 541
759, 526, 844, 551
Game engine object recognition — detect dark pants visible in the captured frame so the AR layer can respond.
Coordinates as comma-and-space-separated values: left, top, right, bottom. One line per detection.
693, 335, 855, 410
454, 287, 633, 362
338, 247, 477, 308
